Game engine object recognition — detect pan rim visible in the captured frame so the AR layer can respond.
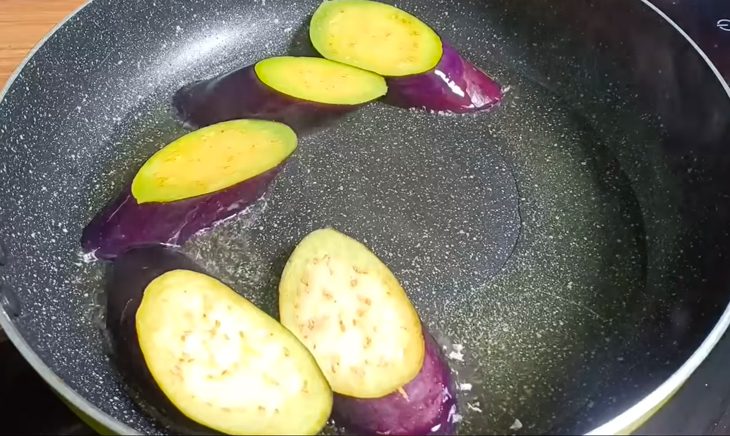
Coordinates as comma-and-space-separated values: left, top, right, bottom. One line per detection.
0, 0, 728, 435
585, 3, 730, 434
0, 3, 140, 434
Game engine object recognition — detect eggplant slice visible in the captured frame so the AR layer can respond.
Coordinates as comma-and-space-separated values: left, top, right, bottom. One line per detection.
309, 0, 443, 77
81, 119, 297, 261
278, 228, 426, 399
173, 56, 387, 131
309, 0, 503, 113
106, 246, 333, 435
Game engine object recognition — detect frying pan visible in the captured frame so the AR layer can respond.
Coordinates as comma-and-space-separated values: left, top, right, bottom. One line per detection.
1, 0, 729, 434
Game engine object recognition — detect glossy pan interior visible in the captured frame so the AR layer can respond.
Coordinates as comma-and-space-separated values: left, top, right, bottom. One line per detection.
0, 0, 729, 434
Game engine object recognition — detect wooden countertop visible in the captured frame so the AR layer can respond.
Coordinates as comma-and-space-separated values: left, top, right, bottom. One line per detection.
0, 0, 87, 87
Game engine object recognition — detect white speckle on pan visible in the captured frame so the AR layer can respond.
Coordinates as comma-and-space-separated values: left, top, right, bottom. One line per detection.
459, 382, 473, 391
448, 350, 464, 362
80, 250, 99, 264
510, 419, 523, 431
467, 402, 483, 413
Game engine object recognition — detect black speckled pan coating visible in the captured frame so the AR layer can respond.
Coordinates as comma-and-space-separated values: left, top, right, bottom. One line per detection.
0, 0, 730, 435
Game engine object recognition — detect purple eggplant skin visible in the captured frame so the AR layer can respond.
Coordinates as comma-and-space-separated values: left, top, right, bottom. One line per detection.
173, 65, 353, 133
105, 246, 216, 435
384, 43, 504, 114
333, 331, 459, 436
81, 166, 280, 261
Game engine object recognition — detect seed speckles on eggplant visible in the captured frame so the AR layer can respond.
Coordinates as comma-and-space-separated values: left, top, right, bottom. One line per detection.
279, 228, 426, 400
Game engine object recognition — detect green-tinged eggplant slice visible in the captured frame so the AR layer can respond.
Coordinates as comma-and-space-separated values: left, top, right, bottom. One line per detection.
309, 0, 443, 77
82, 119, 297, 261
278, 228, 425, 399
131, 119, 297, 204
254, 56, 387, 106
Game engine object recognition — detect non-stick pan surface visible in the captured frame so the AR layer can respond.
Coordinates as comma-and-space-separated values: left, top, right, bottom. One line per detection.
1, 0, 730, 434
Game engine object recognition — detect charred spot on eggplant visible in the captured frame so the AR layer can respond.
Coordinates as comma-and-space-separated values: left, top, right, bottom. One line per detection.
106, 246, 333, 435
278, 228, 425, 399
81, 119, 297, 261
173, 56, 387, 132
